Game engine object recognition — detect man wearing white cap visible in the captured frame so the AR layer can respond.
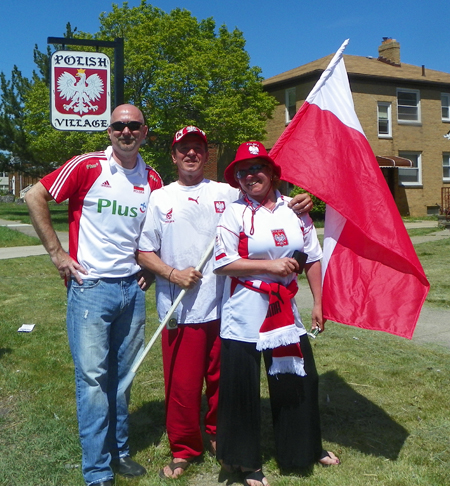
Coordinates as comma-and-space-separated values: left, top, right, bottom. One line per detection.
137, 126, 312, 479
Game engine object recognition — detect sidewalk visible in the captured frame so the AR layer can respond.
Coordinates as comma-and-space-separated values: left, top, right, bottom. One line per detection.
1, 218, 450, 350
0, 219, 68, 258
1, 218, 445, 259
303, 220, 450, 349
295, 280, 450, 350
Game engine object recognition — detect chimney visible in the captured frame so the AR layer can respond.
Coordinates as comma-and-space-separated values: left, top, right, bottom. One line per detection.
378, 37, 401, 67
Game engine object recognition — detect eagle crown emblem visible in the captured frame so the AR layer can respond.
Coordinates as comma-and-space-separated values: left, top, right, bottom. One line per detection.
57, 69, 104, 115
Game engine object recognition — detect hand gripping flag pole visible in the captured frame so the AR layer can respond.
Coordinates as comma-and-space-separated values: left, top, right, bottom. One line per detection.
131, 239, 215, 374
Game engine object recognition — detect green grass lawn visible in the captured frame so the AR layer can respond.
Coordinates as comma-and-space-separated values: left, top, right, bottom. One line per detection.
0, 226, 40, 247
1, 239, 450, 486
0, 202, 69, 231
0, 204, 449, 485
406, 227, 442, 237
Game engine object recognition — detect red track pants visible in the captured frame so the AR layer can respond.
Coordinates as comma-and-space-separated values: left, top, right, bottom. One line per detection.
161, 319, 221, 459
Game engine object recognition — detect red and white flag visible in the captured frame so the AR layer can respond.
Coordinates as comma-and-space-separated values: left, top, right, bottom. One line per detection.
270, 39, 429, 339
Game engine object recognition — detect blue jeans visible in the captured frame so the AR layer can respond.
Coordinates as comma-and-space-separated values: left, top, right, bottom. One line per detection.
67, 275, 145, 486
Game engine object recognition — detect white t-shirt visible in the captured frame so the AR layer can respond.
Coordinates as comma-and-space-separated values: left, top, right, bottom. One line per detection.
214, 192, 323, 342
139, 179, 240, 324
41, 146, 162, 278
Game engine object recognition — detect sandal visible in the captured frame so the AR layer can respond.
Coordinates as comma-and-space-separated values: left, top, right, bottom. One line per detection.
244, 469, 270, 486
319, 450, 340, 467
159, 459, 190, 479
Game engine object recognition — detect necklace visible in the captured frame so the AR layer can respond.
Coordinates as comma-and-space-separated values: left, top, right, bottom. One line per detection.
243, 191, 276, 235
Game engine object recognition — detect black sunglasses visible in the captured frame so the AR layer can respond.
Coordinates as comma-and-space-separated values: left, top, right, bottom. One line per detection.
236, 164, 268, 179
110, 121, 143, 132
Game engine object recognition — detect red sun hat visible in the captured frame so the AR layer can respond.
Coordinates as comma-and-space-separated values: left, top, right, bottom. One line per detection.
224, 141, 282, 188
172, 126, 208, 147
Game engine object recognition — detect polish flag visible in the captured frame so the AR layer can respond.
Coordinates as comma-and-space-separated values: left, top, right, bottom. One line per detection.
270, 39, 429, 339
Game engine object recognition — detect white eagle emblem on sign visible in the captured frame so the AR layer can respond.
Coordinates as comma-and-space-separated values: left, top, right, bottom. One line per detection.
57, 68, 104, 114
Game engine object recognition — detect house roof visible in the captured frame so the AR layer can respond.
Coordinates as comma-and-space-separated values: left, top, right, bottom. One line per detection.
263, 54, 450, 89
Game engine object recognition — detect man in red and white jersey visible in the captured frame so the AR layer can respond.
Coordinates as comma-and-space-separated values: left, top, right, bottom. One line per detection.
137, 126, 313, 479
26, 104, 162, 486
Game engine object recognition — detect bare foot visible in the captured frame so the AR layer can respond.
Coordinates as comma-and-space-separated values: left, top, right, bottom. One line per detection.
319, 450, 340, 466
209, 437, 217, 456
160, 458, 190, 479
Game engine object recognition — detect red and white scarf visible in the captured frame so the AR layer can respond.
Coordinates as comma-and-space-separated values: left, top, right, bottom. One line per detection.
231, 277, 306, 376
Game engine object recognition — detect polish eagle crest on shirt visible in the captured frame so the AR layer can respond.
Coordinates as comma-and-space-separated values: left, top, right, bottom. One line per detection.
272, 229, 288, 247
214, 201, 226, 213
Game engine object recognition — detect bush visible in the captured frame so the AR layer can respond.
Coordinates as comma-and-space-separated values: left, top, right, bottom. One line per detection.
289, 186, 325, 219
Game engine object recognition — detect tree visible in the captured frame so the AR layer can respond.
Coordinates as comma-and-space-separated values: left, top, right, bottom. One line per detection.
22, 74, 107, 168
0, 24, 106, 177
91, 1, 277, 178
1, 1, 277, 180
0, 66, 38, 176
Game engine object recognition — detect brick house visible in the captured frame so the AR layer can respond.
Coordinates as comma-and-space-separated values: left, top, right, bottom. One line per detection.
262, 38, 450, 217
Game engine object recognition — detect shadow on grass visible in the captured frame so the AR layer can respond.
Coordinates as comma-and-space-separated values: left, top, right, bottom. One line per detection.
0, 348, 12, 359
127, 369, 408, 478
319, 370, 408, 460
129, 399, 166, 455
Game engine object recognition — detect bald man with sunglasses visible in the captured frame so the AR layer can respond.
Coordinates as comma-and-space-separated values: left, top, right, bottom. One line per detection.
26, 104, 162, 486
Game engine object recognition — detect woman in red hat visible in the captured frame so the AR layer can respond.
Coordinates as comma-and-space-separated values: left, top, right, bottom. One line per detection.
213, 141, 339, 486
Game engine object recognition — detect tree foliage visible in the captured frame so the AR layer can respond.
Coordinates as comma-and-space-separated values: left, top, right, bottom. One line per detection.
0, 24, 107, 177
0, 1, 277, 179
0, 67, 38, 176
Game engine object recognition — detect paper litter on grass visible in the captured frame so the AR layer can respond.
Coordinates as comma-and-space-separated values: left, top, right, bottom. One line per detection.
17, 324, 35, 332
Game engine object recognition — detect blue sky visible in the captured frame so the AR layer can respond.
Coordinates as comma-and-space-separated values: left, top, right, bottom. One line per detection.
1, 0, 449, 81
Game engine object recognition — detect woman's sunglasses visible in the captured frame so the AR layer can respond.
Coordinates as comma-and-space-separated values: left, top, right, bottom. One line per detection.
236, 164, 268, 179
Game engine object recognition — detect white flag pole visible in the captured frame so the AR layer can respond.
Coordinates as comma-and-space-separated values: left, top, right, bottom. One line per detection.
131, 238, 215, 374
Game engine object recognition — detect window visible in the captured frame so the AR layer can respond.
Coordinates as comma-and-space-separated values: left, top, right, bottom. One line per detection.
397, 88, 421, 123
285, 88, 296, 124
442, 93, 450, 122
443, 153, 450, 182
377, 102, 392, 137
398, 151, 422, 186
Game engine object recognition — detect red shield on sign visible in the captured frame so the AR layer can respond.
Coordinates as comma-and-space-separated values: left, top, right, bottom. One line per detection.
51, 51, 111, 132
53, 67, 108, 116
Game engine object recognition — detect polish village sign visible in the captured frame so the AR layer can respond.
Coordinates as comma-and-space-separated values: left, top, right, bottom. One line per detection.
50, 51, 111, 131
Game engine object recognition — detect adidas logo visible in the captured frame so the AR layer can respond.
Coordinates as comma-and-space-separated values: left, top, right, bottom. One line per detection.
101, 180, 111, 188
